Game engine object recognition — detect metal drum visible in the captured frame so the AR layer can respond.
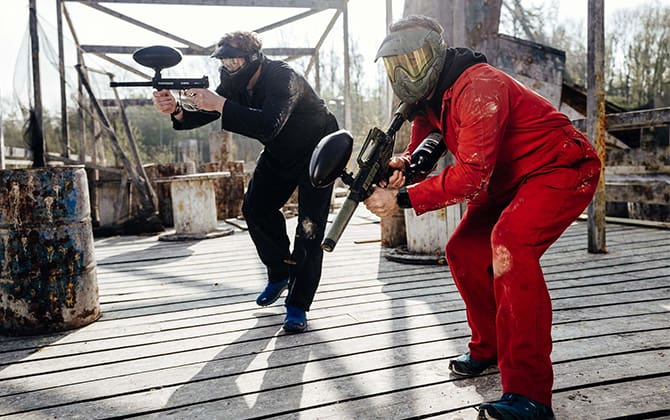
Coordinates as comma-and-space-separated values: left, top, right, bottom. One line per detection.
0, 166, 100, 335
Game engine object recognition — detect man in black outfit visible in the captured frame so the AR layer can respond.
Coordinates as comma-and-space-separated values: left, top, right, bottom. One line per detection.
152, 31, 338, 333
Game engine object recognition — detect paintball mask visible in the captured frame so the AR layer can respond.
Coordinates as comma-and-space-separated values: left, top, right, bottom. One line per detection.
375, 27, 446, 104
211, 44, 263, 97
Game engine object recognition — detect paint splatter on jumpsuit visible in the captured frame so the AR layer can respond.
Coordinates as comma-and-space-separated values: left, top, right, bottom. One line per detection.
402, 63, 601, 407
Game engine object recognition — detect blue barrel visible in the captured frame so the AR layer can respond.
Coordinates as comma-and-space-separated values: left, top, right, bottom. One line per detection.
0, 166, 100, 335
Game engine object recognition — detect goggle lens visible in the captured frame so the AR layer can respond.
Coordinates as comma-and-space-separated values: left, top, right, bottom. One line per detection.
382, 44, 434, 83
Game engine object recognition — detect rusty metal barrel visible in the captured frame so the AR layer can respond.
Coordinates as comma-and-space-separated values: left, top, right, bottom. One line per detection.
0, 166, 100, 335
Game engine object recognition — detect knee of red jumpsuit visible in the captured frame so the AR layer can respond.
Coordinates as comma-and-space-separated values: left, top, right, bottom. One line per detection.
491, 237, 554, 408
446, 232, 497, 361
445, 226, 490, 276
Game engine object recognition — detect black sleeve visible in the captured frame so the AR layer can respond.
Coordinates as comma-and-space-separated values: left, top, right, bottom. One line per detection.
220, 65, 303, 144
172, 109, 221, 130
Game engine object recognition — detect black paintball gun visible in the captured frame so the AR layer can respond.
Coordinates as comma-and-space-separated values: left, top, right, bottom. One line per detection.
110, 45, 209, 93
309, 102, 415, 252
405, 131, 447, 184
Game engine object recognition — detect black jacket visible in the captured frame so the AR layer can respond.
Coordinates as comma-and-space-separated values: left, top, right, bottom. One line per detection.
173, 58, 338, 170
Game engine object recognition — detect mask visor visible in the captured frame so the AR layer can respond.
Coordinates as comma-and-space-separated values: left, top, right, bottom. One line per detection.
382, 43, 434, 83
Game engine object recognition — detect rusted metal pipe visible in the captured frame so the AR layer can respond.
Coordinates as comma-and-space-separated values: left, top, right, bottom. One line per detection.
587, 0, 607, 253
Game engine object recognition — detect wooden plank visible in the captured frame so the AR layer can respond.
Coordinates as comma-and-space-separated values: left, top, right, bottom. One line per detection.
0, 216, 668, 418
572, 107, 670, 131
1, 286, 665, 389
2, 318, 667, 418
607, 147, 670, 169
556, 376, 670, 419
605, 174, 670, 205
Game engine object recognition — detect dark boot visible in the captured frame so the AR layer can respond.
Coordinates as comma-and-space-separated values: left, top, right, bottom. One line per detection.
478, 393, 555, 420
448, 352, 497, 377
256, 278, 289, 306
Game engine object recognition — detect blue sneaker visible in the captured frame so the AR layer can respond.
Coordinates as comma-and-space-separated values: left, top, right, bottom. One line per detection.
478, 393, 555, 420
448, 352, 497, 377
255, 278, 289, 306
283, 305, 307, 333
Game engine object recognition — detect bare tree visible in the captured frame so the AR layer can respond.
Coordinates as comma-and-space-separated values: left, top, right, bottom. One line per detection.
501, 1, 670, 109
608, 4, 670, 107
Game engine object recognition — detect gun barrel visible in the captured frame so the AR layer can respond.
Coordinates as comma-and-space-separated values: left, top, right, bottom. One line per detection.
154, 77, 209, 89
110, 81, 153, 88
322, 197, 359, 252
110, 77, 209, 90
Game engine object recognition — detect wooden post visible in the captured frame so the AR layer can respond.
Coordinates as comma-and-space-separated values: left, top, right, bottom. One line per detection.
385, 0, 393, 114
110, 78, 159, 210
56, 0, 69, 159
587, 0, 607, 253
0, 101, 5, 170
62, 4, 87, 164
29, 0, 46, 167
208, 130, 230, 162
314, 53, 320, 94
75, 64, 157, 219
342, 1, 351, 130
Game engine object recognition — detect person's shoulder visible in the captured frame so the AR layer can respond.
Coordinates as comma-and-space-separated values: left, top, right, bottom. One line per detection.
456, 63, 507, 88
263, 58, 295, 74
449, 64, 509, 101
462, 63, 499, 79
261, 58, 304, 85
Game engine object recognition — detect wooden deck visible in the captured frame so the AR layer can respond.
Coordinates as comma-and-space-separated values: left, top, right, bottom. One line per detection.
0, 207, 669, 419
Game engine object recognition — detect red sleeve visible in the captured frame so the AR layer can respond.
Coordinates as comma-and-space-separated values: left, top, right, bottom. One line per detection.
407, 71, 510, 215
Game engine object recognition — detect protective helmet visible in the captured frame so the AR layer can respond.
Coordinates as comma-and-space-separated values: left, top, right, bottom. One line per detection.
375, 26, 446, 104
211, 42, 263, 99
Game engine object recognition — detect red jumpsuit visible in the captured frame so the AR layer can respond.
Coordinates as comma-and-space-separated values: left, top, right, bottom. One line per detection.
402, 63, 601, 407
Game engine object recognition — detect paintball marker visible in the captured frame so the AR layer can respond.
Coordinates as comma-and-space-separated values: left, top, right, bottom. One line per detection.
405, 131, 446, 184
110, 45, 209, 95
309, 102, 414, 252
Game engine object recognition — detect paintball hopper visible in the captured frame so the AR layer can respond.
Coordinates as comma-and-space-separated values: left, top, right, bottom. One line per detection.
110, 45, 209, 91
309, 129, 354, 188
132, 45, 183, 71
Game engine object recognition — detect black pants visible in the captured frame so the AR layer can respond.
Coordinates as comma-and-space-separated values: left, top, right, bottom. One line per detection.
242, 152, 333, 312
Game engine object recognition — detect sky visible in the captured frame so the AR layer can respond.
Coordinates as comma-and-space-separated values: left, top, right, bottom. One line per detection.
0, 0, 666, 114
0, 0, 404, 113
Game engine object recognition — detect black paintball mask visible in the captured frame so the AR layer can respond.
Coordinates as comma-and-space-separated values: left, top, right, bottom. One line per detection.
211, 44, 263, 100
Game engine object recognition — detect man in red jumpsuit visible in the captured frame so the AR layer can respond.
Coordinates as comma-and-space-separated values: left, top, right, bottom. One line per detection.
364, 15, 601, 420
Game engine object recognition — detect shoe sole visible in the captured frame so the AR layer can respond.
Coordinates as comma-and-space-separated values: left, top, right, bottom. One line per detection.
478, 400, 555, 420
448, 364, 496, 377
283, 323, 307, 333
256, 284, 288, 307
478, 408, 497, 420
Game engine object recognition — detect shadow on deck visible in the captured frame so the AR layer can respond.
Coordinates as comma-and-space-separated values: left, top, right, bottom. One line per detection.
0, 208, 668, 419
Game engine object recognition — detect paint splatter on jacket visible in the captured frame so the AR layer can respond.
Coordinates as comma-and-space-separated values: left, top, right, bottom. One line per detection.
403, 61, 595, 215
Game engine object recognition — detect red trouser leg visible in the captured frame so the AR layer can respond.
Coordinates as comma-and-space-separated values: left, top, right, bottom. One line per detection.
446, 198, 500, 362
447, 156, 600, 408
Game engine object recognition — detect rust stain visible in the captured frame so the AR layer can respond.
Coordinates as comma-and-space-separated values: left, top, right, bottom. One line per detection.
0, 168, 100, 334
